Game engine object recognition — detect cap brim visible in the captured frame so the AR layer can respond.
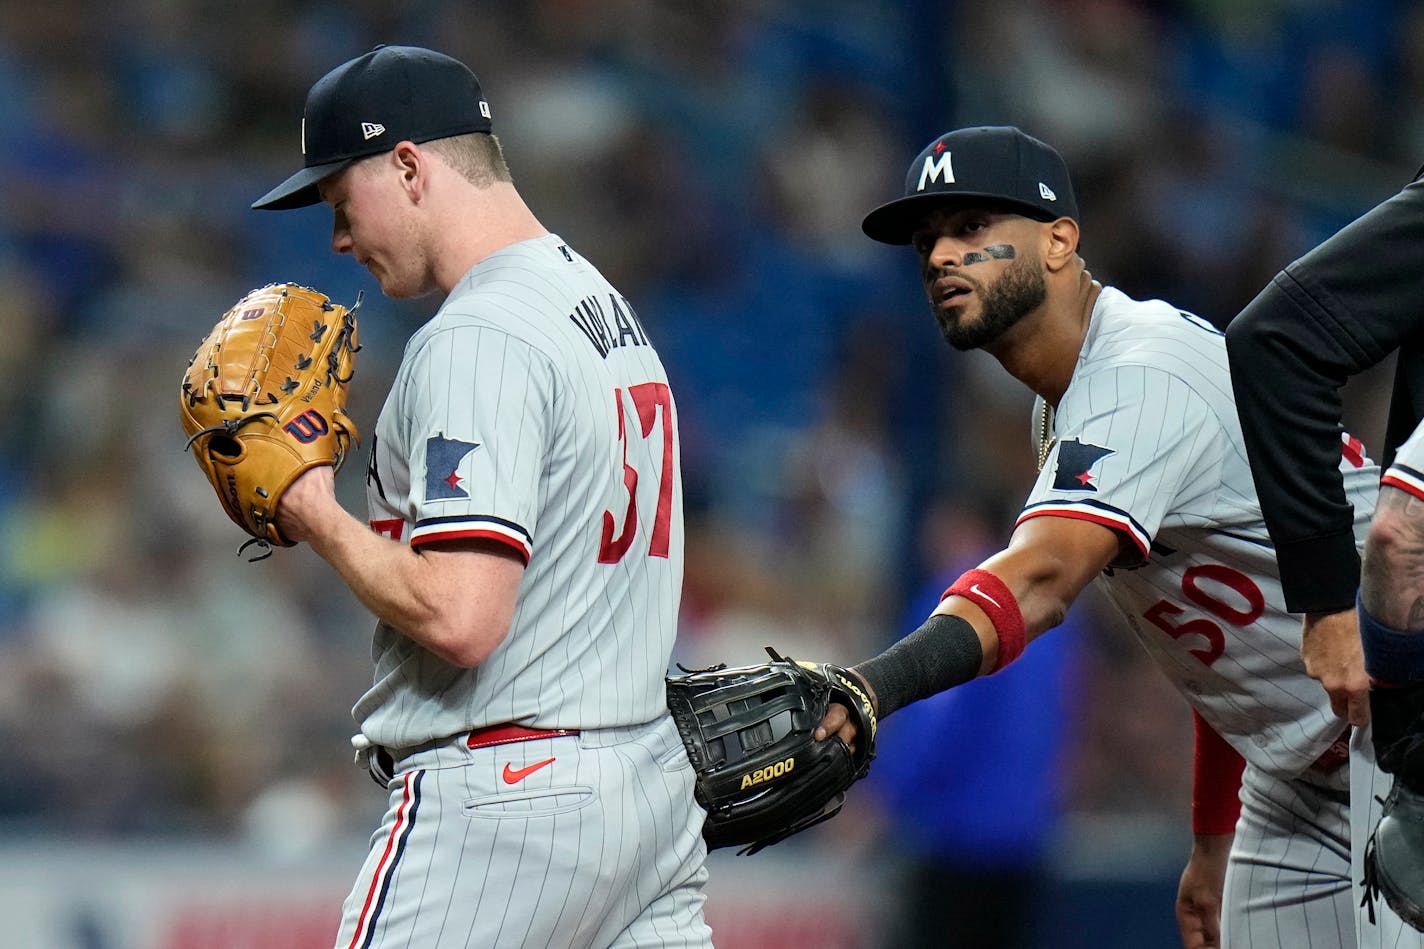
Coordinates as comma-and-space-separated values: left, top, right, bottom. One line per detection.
251, 158, 354, 211
861, 192, 1059, 244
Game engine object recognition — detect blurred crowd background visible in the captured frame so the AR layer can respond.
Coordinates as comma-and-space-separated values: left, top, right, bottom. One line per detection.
0, 0, 1418, 945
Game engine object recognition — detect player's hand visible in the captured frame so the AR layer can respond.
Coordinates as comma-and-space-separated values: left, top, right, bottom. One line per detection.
1301, 609, 1370, 727
814, 702, 860, 752
1175, 832, 1231, 949
814, 669, 877, 755
274, 465, 338, 544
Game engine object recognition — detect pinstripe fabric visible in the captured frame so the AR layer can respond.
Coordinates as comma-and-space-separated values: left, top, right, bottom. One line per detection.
331, 718, 711, 948
1222, 764, 1354, 947
334, 235, 709, 947
355, 235, 683, 748
1021, 287, 1424, 946
1025, 287, 1375, 779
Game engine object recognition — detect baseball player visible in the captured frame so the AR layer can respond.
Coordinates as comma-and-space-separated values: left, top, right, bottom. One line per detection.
1228, 170, 1424, 935
816, 125, 1398, 947
252, 46, 712, 948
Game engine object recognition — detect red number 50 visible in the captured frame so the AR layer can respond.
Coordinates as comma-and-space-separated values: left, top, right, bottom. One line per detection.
1143, 563, 1266, 667
599, 382, 674, 563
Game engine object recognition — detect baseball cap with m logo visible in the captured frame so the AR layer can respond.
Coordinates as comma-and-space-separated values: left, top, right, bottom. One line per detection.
861, 125, 1078, 245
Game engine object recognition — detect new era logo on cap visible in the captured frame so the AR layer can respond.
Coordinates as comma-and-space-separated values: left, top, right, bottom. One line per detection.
361, 122, 386, 140
861, 125, 1079, 244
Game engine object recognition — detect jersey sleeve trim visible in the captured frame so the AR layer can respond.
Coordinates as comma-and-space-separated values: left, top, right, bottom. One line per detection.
410, 514, 533, 563
1382, 464, 1424, 502
1016, 500, 1151, 559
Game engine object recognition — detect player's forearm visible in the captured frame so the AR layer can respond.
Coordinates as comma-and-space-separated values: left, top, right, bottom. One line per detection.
854, 544, 1093, 718
851, 590, 1065, 721
1362, 487, 1424, 630
851, 612, 985, 719
976, 544, 1090, 638
922, 561, 1077, 671
286, 481, 514, 666
310, 517, 474, 662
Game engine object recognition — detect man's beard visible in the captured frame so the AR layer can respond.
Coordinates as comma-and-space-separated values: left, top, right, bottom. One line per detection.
932, 252, 1047, 351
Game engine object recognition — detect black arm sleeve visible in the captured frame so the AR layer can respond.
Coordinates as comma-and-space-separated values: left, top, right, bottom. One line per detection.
1226, 175, 1424, 613
851, 612, 983, 720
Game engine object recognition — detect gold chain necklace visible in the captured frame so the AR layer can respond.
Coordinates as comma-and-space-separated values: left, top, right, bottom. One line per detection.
1035, 398, 1056, 474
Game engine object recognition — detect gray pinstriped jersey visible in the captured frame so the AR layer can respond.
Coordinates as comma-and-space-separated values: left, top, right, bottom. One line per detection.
354, 235, 683, 749
1025, 286, 1379, 780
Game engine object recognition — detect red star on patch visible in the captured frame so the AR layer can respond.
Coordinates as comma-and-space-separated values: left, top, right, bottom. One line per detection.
934, 140, 948, 154
444, 470, 462, 491
1075, 471, 1094, 487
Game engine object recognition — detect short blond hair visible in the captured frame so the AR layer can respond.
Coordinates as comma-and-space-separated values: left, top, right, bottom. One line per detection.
422, 133, 513, 187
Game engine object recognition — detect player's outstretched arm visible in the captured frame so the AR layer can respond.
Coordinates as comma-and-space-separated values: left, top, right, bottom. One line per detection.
278, 466, 525, 667
817, 515, 1122, 746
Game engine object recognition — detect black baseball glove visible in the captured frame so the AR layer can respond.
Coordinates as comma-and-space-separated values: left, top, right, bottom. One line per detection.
1363, 684, 1424, 931
665, 647, 877, 855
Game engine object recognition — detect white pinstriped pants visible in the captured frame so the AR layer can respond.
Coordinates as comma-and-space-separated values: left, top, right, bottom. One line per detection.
1222, 734, 1424, 948
333, 715, 713, 949
1222, 762, 1354, 947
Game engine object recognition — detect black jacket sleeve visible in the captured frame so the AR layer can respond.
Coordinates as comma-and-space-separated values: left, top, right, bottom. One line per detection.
1226, 174, 1424, 614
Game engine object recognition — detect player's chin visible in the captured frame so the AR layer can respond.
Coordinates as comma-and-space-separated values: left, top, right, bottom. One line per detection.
371, 266, 438, 301
934, 309, 992, 351
931, 301, 970, 331
370, 269, 416, 300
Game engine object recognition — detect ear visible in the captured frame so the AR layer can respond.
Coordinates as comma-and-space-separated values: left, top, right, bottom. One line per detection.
1042, 217, 1080, 271
391, 142, 425, 202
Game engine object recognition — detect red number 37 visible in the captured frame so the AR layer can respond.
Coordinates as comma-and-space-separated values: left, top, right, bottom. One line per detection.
599, 383, 674, 563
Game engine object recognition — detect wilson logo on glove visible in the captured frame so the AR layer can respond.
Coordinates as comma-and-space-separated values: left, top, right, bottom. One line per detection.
284, 410, 330, 443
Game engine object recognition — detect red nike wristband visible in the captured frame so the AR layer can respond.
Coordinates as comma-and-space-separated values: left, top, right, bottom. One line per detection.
944, 568, 1026, 673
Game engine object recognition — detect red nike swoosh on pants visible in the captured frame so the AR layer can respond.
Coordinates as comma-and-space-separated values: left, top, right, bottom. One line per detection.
502, 757, 556, 784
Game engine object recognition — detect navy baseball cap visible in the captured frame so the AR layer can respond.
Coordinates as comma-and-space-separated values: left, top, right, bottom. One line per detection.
861, 126, 1077, 244
253, 45, 493, 211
